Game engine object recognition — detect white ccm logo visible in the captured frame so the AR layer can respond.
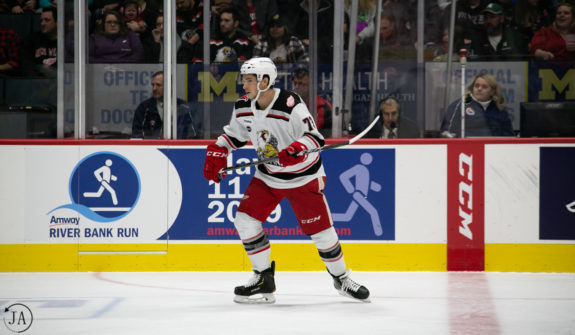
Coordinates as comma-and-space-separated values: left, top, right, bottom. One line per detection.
301, 215, 321, 224
207, 151, 227, 158
458, 153, 473, 240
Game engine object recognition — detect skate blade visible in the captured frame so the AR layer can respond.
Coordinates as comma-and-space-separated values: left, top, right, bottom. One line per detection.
233, 293, 276, 304
337, 290, 371, 303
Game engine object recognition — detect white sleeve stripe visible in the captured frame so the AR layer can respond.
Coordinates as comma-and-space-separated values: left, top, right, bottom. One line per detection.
221, 134, 238, 150
304, 134, 321, 148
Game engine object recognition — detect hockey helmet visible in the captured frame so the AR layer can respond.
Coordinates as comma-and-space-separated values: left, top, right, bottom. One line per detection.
240, 57, 277, 86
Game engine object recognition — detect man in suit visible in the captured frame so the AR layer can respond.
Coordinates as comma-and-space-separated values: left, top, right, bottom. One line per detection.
368, 96, 421, 139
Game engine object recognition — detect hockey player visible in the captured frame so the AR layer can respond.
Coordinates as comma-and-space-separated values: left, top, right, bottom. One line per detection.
202, 57, 370, 304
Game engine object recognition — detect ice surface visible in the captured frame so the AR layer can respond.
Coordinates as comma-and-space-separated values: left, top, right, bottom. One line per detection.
1, 271, 574, 335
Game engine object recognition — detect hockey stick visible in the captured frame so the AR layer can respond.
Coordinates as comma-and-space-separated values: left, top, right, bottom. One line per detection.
219, 115, 380, 175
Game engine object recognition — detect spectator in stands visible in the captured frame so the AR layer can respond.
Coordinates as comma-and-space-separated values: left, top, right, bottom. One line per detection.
292, 68, 332, 137
367, 96, 421, 139
89, 10, 144, 63
530, 2, 575, 61
431, 27, 461, 61
136, 0, 163, 38
496, 0, 517, 28
0, 25, 20, 75
377, 13, 416, 61
142, 14, 197, 63
290, 0, 334, 64
90, 0, 122, 32
441, 73, 513, 138
468, 2, 528, 60
407, 0, 443, 46
132, 71, 200, 139
176, 0, 203, 53
514, 0, 554, 50
92, 0, 158, 37
0, 0, 37, 13
91, 0, 122, 15
252, 14, 308, 64
233, 0, 279, 45
121, 0, 147, 35
209, 0, 233, 36
345, 0, 377, 45
20, 7, 57, 77
442, 0, 489, 53
210, 7, 252, 63
381, 0, 412, 40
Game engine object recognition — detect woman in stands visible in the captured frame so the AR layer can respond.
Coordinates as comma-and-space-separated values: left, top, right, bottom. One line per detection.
514, 0, 554, 50
89, 10, 144, 63
441, 73, 514, 138
530, 2, 575, 61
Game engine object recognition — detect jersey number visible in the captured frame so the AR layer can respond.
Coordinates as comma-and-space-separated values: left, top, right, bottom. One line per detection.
303, 117, 317, 131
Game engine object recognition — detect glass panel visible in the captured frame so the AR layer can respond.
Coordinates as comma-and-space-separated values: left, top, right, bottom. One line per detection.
0, 7, 57, 138
175, 0, 205, 139
3, 0, 573, 140
63, 1, 75, 138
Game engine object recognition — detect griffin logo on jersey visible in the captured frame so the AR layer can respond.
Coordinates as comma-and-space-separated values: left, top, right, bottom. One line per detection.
256, 130, 279, 158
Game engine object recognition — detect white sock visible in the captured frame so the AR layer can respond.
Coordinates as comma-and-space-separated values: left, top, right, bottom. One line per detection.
234, 212, 272, 272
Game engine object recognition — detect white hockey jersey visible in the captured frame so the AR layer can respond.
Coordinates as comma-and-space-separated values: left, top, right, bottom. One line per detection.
215, 88, 326, 189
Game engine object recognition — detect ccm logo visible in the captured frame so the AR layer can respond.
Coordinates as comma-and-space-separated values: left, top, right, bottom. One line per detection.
301, 215, 321, 224
458, 153, 473, 240
207, 152, 227, 158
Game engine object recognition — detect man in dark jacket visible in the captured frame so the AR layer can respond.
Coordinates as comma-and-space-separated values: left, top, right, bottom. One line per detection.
468, 2, 528, 61
132, 71, 200, 139
210, 7, 252, 62
20, 7, 57, 77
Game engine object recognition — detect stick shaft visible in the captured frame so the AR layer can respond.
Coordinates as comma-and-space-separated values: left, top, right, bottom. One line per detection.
219, 142, 349, 173
219, 115, 380, 174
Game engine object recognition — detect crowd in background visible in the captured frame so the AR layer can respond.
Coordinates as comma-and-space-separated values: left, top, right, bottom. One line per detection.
0, 0, 574, 139
1, 0, 574, 75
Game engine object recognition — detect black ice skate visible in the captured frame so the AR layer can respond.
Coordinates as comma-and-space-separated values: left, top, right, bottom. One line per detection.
331, 270, 370, 302
234, 261, 276, 304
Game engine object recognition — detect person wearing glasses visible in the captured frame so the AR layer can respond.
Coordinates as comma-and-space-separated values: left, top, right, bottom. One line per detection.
366, 96, 421, 139
89, 10, 144, 63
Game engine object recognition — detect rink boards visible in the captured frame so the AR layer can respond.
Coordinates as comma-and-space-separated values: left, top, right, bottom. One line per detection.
0, 139, 574, 272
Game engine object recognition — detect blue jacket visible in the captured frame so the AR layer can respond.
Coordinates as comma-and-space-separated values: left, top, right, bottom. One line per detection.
441, 96, 514, 137
132, 97, 199, 139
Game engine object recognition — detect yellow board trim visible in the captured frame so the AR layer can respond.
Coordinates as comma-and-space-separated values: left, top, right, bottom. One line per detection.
485, 244, 575, 272
0, 243, 446, 272
2, 243, 573, 272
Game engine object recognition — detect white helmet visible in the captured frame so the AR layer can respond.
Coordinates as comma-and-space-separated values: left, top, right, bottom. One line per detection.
240, 57, 277, 88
